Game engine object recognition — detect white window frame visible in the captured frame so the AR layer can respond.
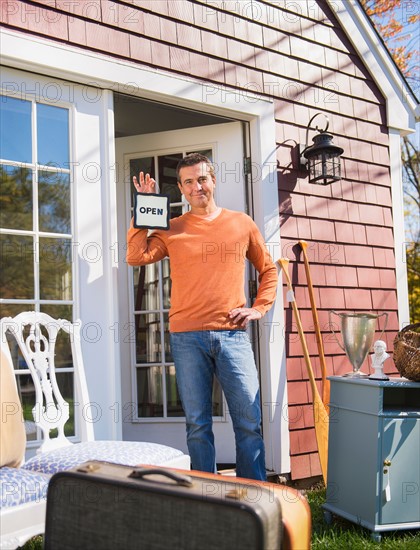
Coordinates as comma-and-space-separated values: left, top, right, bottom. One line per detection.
0, 86, 77, 453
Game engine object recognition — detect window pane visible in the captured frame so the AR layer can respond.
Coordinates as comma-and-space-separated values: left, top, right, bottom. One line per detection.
130, 157, 154, 180
40, 305, 74, 369
0, 165, 33, 230
212, 378, 223, 416
170, 202, 183, 219
40, 304, 73, 322
135, 313, 161, 363
158, 153, 182, 201
45, 372, 75, 438
162, 258, 171, 310
166, 365, 184, 417
54, 329, 73, 370
5, 331, 28, 371
37, 103, 69, 168
129, 157, 154, 208
39, 237, 72, 300
16, 375, 38, 441
0, 304, 31, 319
163, 312, 172, 362
15, 370, 75, 439
133, 264, 160, 311
38, 170, 70, 233
165, 366, 222, 418
37, 310, 74, 370
0, 96, 32, 163
137, 366, 163, 418
159, 153, 183, 217
56, 372, 75, 436
186, 149, 213, 160
0, 234, 34, 299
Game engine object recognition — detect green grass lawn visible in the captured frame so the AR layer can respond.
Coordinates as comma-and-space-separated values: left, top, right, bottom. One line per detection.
307, 486, 420, 549
21, 486, 420, 549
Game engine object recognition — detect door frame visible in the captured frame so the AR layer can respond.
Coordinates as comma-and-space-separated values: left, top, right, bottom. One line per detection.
1, 29, 289, 473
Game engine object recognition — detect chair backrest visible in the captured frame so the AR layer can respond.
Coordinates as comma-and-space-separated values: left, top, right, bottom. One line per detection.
0, 312, 94, 454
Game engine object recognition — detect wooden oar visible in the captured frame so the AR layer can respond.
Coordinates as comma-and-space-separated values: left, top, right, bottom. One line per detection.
278, 257, 329, 484
298, 240, 330, 411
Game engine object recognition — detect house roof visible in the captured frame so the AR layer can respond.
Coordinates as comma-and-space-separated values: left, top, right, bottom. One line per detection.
329, 0, 419, 133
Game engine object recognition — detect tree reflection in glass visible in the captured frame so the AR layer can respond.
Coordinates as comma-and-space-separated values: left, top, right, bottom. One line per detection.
38, 170, 70, 234
0, 165, 33, 230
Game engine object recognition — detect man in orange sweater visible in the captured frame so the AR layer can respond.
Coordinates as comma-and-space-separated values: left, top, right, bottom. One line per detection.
127, 153, 278, 480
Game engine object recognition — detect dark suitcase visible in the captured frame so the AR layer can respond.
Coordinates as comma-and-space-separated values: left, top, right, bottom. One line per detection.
44, 461, 282, 550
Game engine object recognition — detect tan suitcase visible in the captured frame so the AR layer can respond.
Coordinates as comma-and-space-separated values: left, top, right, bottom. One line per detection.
45, 461, 294, 549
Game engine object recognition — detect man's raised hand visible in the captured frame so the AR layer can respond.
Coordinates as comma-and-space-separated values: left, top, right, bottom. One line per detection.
133, 171, 156, 194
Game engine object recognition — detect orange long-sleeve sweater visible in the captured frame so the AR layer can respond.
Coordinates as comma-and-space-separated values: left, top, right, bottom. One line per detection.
126, 208, 278, 332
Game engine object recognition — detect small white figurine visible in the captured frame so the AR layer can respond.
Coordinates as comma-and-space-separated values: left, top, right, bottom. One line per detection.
369, 340, 390, 380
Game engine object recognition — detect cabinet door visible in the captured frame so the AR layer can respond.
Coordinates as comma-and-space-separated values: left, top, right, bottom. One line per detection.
381, 417, 420, 524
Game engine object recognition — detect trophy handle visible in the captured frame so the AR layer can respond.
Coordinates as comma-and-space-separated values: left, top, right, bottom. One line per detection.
377, 312, 389, 341
328, 310, 345, 351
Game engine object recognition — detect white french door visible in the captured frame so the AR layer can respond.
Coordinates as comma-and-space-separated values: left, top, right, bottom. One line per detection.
116, 122, 251, 463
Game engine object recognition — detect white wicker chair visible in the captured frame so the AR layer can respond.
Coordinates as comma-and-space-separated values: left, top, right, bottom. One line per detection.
0, 311, 190, 549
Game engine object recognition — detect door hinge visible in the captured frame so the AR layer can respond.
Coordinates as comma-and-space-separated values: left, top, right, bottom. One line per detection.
244, 156, 252, 176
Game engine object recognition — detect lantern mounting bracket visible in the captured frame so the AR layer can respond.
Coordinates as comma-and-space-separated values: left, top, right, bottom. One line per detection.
299, 112, 330, 168
297, 112, 344, 185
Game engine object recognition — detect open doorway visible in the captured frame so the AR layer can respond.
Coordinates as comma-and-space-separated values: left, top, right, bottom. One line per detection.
114, 94, 258, 465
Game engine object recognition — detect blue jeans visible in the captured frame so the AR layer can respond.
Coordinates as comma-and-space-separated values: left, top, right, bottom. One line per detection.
170, 330, 266, 481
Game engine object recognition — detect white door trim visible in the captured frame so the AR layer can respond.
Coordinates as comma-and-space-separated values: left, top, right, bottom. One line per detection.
1, 28, 289, 473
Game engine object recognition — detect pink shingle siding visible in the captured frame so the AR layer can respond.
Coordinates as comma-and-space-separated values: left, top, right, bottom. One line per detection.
3, 0, 401, 480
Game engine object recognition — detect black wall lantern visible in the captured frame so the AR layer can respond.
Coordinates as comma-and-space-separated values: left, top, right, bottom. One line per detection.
299, 113, 344, 185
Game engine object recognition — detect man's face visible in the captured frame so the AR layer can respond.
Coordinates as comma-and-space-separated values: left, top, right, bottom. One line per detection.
177, 162, 216, 210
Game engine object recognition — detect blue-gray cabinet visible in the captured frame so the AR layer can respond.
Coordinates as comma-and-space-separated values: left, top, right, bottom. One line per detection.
323, 376, 420, 541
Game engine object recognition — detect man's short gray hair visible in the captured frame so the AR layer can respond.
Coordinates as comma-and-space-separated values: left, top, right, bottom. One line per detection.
176, 153, 215, 181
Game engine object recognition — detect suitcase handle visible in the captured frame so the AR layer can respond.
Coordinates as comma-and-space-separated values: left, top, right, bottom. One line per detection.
129, 468, 193, 487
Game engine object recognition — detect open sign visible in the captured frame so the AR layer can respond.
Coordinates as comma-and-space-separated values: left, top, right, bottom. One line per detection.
133, 192, 170, 230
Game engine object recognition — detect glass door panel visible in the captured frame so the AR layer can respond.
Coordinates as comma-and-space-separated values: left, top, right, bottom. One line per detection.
129, 149, 216, 420
135, 313, 162, 364
165, 365, 183, 417
133, 264, 160, 311
137, 366, 163, 418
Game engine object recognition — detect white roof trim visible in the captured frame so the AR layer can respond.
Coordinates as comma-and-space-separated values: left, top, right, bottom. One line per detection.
328, 0, 418, 133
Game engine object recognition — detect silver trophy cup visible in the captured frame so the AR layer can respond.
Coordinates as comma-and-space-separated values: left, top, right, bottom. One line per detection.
329, 311, 389, 378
